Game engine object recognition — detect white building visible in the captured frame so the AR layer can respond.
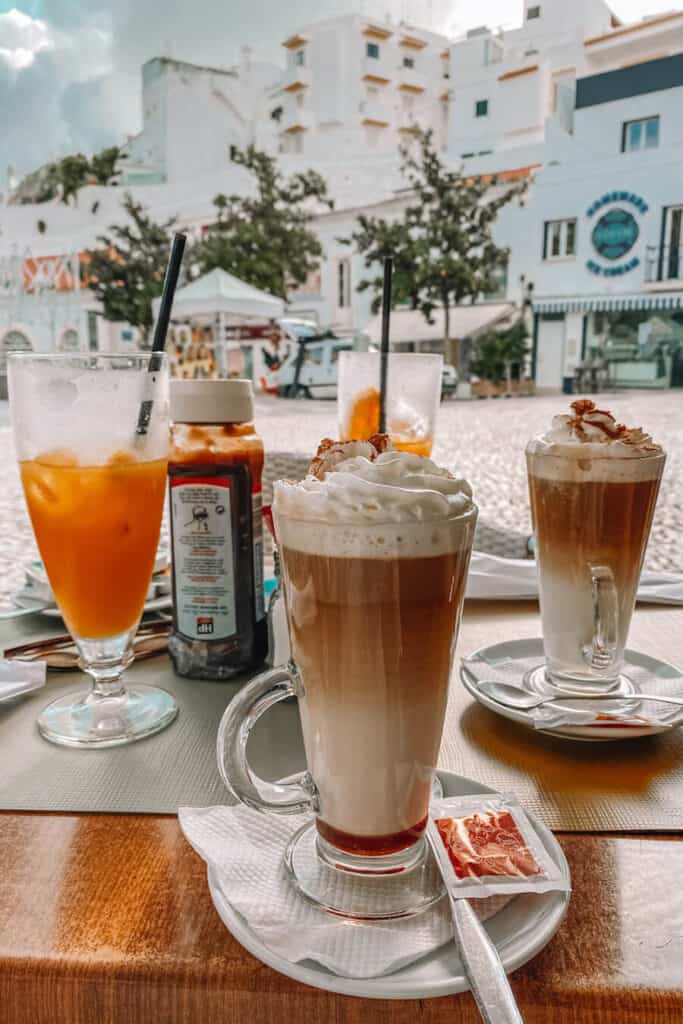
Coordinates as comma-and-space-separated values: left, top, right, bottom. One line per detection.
2, 4, 683, 392
278, 15, 450, 158
120, 53, 283, 185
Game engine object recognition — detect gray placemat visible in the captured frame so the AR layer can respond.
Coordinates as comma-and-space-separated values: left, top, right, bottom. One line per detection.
0, 617, 304, 814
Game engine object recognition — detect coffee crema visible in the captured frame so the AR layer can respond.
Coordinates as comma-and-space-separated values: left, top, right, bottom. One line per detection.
273, 436, 476, 854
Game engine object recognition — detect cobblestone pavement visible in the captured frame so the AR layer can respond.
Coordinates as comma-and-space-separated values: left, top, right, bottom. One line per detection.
0, 389, 679, 605
253, 389, 682, 573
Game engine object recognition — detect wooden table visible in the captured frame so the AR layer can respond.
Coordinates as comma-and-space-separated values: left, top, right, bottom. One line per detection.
1, 601, 683, 1023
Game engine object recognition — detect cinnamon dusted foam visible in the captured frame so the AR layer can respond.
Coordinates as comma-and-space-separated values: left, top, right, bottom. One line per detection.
527, 400, 664, 484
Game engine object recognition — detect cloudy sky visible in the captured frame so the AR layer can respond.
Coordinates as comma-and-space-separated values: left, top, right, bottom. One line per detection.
0, 0, 678, 178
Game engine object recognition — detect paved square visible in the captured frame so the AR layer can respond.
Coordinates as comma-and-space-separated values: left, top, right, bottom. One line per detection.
254, 389, 682, 573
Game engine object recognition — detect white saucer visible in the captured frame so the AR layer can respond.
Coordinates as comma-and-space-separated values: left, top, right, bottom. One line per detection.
461, 638, 683, 742
207, 769, 570, 1000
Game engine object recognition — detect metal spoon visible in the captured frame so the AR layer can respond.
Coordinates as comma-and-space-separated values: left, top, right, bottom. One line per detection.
478, 680, 683, 711
426, 825, 524, 1024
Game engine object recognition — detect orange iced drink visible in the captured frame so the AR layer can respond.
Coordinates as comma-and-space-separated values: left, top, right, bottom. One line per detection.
342, 388, 433, 457
20, 450, 167, 639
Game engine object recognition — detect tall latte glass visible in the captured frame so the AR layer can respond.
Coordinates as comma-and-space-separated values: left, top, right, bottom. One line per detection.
217, 439, 476, 918
526, 401, 665, 695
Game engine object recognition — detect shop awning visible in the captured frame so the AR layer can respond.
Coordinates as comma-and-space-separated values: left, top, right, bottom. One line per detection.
363, 302, 515, 344
533, 292, 683, 314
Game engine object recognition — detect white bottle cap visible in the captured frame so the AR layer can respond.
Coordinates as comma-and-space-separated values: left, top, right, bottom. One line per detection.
170, 379, 255, 424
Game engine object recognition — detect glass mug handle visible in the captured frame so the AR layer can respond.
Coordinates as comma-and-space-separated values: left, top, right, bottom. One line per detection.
582, 564, 619, 670
216, 665, 319, 815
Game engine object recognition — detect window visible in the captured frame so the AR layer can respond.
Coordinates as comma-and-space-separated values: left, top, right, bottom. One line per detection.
543, 218, 577, 260
294, 49, 305, 67
366, 41, 380, 59
270, 106, 283, 123
527, 5, 541, 19
303, 345, 323, 366
622, 116, 659, 153
475, 99, 489, 118
403, 56, 415, 69
337, 259, 351, 308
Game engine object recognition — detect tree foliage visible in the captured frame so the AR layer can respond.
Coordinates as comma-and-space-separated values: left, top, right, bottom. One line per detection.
469, 318, 530, 384
86, 193, 176, 342
192, 145, 333, 299
346, 130, 525, 345
19, 146, 123, 205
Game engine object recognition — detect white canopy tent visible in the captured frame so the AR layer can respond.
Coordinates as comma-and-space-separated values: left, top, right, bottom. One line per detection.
154, 267, 285, 379
153, 267, 285, 321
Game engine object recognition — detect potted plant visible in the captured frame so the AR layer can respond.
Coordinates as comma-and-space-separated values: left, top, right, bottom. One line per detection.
469, 319, 532, 398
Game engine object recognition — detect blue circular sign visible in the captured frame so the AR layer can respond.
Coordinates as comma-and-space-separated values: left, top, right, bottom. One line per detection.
591, 208, 639, 262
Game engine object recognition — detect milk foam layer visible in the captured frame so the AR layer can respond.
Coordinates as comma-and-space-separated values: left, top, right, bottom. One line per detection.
273, 442, 475, 558
527, 399, 664, 483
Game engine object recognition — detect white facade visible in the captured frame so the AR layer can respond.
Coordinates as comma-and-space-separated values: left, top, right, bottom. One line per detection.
278, 16, 450, 159
121, 54, 283, 184
3, 4, 683, 390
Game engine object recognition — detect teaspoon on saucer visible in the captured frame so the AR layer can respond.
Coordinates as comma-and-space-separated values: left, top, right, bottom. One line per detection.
478, 681, 683, 712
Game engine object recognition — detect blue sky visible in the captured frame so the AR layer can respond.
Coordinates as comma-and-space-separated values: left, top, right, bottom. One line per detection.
0, 0, 678, 178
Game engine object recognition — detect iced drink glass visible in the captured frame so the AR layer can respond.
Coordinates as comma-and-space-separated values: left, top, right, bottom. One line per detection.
526, 401, 665, 694
9, 353, 177, 747
338, 352, 442, 457
217, 438, 476, 918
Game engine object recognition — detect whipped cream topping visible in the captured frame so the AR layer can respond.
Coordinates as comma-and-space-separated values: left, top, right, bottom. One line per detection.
535, 400, 662, 457
274, 436, 473, 524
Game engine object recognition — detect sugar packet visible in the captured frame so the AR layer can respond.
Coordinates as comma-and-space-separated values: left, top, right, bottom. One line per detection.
428, 793, 570, 900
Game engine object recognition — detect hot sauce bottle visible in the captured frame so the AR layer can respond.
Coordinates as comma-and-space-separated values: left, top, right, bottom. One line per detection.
168, 380, 267, 678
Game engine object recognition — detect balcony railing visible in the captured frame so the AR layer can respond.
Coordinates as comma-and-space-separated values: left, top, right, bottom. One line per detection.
645, 244, 683, 283
363, 55, 392, 83
281, 107, 314, 134
282, 65, 312, 92
398, 67, 427, 93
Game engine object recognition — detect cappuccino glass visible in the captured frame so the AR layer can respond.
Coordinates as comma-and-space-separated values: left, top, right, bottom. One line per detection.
526, 442, 665, 694
217, 504, 476, 918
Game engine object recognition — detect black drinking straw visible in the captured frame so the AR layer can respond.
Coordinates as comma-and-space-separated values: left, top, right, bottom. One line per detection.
378, 255, 393, 434
135, 231, 186, 436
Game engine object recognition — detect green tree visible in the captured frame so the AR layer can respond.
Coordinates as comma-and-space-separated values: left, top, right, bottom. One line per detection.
55, 154, 91, 204
193, 145, 333, 299
347, 130, 524, 357
90, 146, 123, 186
469, 318, 530, 385
86, 193, 176, 344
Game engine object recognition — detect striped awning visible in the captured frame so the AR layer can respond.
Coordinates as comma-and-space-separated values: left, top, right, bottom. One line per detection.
533, 293, 683, 314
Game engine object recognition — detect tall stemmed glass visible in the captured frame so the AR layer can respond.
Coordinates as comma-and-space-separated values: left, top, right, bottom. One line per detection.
8, 353, 177, 748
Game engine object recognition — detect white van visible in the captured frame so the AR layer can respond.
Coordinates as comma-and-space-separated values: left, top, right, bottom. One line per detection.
276, 328, 354, 399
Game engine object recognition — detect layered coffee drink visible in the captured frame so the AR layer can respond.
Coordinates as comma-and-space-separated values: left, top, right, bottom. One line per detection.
527, 400, 665, 692
273, 436, 476, 863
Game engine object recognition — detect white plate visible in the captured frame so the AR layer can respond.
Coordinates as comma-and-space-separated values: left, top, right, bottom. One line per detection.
461, 638, 683, 741
207, 769, 570, 1000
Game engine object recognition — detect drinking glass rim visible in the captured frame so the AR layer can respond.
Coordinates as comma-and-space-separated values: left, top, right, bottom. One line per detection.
338, 351, 442, 365
7, 351, 166, 364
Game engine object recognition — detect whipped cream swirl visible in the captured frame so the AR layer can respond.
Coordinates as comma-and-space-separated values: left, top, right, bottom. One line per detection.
533, 400, 662, 457
274, 438, 473, 524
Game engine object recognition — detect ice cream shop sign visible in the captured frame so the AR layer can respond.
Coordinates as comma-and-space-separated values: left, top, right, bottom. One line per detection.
586, 192, 648, 278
